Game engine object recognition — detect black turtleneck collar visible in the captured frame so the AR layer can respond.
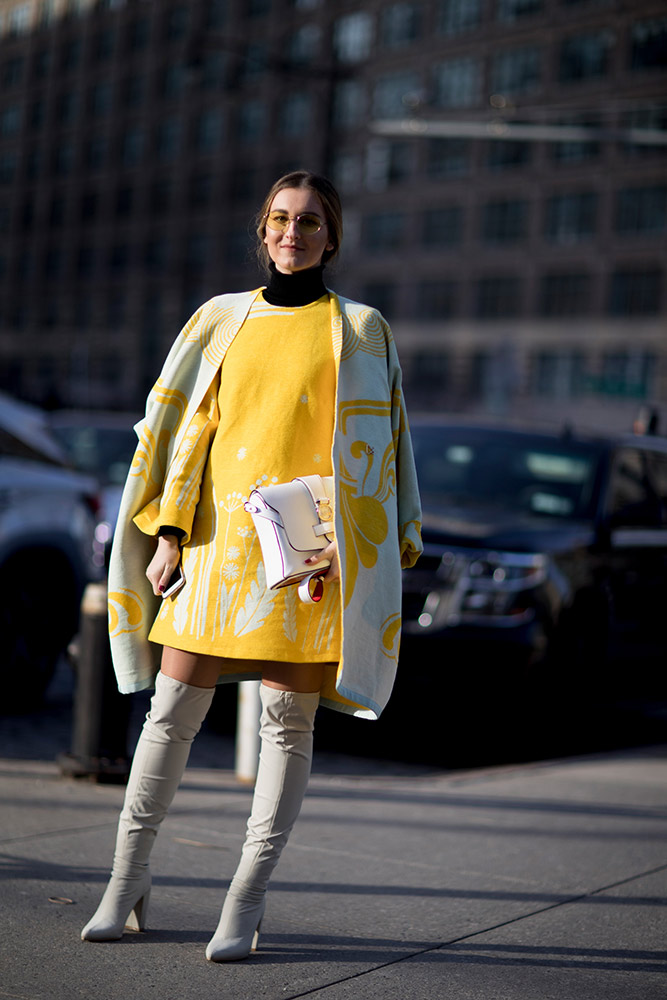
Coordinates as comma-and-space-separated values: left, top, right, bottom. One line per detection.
262, 262, 328, 307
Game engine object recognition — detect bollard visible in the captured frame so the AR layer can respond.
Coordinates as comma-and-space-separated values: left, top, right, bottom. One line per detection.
57, 581, 131, 783
235, 680, 261, 784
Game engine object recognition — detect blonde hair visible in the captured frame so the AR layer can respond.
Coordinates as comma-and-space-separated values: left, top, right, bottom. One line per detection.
255, 171, 343, 272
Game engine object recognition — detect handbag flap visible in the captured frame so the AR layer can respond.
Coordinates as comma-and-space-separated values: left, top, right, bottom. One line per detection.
252, 480, 328, 552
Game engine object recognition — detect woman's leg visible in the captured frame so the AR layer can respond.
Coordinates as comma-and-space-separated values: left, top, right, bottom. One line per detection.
206, 661, 327, 962
81, 648, 219, 941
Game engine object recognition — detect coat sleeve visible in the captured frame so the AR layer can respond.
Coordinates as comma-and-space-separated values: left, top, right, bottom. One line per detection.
388, 339, 422, 569
132, 371, 220, 545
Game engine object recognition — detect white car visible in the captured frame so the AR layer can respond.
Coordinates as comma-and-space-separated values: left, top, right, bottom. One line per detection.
0, 394, 99, 707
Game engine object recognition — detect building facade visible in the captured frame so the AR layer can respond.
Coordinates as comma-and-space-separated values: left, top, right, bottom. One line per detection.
0, 0, 665, 430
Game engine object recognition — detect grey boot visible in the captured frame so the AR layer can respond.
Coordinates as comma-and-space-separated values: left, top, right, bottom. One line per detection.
206, 684, 319, 961
81, 672, 215, 941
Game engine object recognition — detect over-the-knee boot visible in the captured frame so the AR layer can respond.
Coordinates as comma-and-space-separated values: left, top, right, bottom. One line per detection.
81, 672, 215, 941
206, 684, 318, 962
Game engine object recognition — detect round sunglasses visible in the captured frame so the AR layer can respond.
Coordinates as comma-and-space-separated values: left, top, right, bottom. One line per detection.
264, 211, 324, 237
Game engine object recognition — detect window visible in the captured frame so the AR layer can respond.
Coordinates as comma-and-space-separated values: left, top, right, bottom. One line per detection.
128, 17, 149, 51
121, 127, 144, 166
195, 109, 224, 151
380, 3, 421, 48
331, 151, 362, 193
80, 191, 98, 222
199, 52, 226, 90
364, 282, 396, 319
85, 136, 108, 170
188, 173, 214, 209
559, 32, 612, 82
608, 448, 662, 527
438, 0, 481, 36
491, 47, 541, 95
497, 0, 542, 21
373, 71, 421, 118
279, 94, 312, 136
240, 43, 268, 84
160, 66, 187, 100
333, 80, 366, 128
185, 235, 213, 274
109, 243, 129, 275
0, 107, 21, 138
620, 104, 667, 156
289, 24, 321, 64
334, 12, 374, 63
551, 116, 601, 163
115, 186, 133, 217
539, 273, 591, 316
476, 276, 521, 317
427, 138, 470, 177
416, 280, 459, 319
143, 237, 169, 273
150, 178, 173, 213
631, 17, 667, 71
90, 82, 113, 116
8, 3, 32, 35
156, 119, 182, 160
54, 142, 75, 175
363, 212, 407, 252
608, 269, 661, 315
482, 200, 528, 243
615, 186, 667, 234
534, 351, 586, 399
48, 195, 65, 228
487, 140, 531, 171
366, 140, 414, 189
545, 192, 597, 243
599, 356, 655, 401
236, 101, 266, 142
410, 351, 449, 396
434, 57, 482, 108
61, 39, 82, 72
57, 91, 79, 126
422, 206, 462, 246
4, 56, 25, 87
94, 30, 115, 61
0, 151, 18, 184
164, 5, 188, 41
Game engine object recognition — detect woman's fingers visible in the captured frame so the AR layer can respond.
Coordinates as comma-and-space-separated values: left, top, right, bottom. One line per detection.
305, 540, 339, 583
146, 537, 181, 596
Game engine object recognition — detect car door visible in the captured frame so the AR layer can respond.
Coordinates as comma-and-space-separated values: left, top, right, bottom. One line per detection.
604, 444, 667, 664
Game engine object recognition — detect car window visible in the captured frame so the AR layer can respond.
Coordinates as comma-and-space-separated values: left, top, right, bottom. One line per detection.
412, 427, 600, 520
608, 448, 664, 528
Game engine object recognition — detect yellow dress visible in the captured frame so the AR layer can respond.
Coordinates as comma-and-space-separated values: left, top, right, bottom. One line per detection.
145, 293, 341, 665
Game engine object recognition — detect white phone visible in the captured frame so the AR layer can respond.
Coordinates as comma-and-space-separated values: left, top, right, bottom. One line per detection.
162, 564, 185, 599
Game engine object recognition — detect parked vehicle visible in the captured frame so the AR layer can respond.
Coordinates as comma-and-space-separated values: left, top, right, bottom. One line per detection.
48, 410, 139, 569
0, 397, 99, 708
401, 418, 667, 698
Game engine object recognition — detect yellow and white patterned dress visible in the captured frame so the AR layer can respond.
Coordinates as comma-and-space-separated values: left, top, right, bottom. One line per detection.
140, 293, 341, 664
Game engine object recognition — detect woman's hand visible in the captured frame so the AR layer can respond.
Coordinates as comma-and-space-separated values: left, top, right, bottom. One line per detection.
305, 539, 339, 584
146, 535, 182, 596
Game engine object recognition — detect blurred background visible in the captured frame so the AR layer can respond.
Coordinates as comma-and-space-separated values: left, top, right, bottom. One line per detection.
0, 0, 665, 771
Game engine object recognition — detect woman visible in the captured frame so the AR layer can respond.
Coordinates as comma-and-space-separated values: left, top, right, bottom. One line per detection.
81, 171, 422, 961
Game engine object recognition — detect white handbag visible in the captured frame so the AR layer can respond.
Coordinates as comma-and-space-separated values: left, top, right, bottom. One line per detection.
244, 474, 334, 603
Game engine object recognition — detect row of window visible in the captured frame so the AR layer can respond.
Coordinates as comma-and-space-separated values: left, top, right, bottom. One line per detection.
361, 188, 667, 247
7, 181, 664, 243
0, 258, 661, 320
364, 269, 663, 319
403, 348, 657, 403
0, 1, 228, 41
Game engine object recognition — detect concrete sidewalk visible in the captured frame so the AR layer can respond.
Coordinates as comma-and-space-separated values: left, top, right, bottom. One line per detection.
1, 744, 666, 1000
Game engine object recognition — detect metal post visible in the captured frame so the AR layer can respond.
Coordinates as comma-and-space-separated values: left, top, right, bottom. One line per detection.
58, 581, 131, 782
235, 680, 261, 784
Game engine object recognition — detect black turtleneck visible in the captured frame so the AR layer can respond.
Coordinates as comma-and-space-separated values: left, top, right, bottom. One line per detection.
262, 262, 327, 307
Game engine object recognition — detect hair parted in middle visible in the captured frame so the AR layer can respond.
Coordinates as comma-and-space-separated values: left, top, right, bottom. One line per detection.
255, 170, 343, 272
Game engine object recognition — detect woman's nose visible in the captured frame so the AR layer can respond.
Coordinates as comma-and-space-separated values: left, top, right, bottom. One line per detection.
284, 218, 300, 236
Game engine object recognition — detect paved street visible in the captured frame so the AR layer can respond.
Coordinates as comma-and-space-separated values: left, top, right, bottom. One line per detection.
1, 663, 666, 1000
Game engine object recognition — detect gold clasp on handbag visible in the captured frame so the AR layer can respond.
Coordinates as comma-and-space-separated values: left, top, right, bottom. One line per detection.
316, 498, 333, 523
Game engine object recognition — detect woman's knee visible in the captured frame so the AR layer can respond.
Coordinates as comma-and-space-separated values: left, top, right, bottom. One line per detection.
261, 661, 325, 693
160, 646, 221, 689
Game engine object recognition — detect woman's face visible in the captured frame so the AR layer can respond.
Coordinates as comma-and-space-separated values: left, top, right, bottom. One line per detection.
264, 187, 334, 274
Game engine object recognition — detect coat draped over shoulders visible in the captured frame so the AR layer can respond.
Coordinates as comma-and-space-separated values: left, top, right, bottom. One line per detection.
108, 289, 422, 718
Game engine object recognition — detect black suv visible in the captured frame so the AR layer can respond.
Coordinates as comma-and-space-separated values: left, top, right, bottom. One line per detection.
402, 419, 667, 697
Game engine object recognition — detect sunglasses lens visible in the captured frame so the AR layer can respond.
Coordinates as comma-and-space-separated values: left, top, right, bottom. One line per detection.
266, 212, 322, 235
297, 215, 321, 235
